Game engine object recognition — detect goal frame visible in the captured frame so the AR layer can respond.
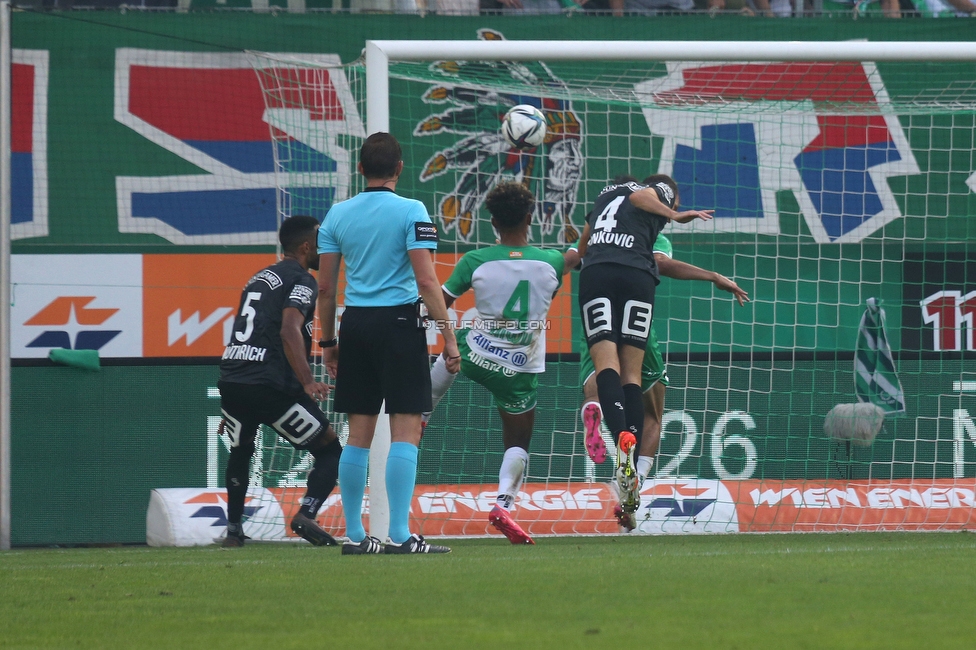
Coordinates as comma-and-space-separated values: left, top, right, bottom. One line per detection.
353, 39, 976, 541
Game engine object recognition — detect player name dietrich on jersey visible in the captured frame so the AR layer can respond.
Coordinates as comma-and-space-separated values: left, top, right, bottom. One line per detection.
221, 343, 268, 362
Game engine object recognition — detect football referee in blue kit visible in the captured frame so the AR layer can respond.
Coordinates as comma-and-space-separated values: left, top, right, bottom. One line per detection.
317, 132, 461, 555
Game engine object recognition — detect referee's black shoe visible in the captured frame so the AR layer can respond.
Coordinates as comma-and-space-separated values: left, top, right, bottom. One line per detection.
342, 535, 384, 555
290, 513, 338, 546
384, 533, 451, 554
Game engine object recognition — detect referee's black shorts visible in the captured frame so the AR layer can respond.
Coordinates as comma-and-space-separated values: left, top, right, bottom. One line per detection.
578, 262, 656, 350
334, 303, 432, 415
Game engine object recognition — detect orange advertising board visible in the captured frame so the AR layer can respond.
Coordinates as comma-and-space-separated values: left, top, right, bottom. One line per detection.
143, 254, 275, 357
729, 479, 976, 532
142, 251, 574, 358
273, 482, 620, 539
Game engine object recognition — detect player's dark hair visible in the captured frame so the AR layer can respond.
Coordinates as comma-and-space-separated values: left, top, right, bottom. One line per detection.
279, 215, 320, 253
643, 174, 679, 208
612, 174, 639, 185
360, 132, 402, 179
485, 182, 535, 231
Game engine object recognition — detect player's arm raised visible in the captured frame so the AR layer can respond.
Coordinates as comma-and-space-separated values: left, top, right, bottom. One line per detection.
630, 188, 713, 224
656, 254, 750, 306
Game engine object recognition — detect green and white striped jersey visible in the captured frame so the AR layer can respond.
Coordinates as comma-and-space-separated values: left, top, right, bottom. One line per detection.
443, 245, 565, 374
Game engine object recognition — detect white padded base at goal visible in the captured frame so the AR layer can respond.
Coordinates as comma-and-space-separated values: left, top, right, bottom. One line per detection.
146, 487, 288, 546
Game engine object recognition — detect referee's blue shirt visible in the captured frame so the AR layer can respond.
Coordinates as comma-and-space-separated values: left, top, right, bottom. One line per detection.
318, 187, 438, 307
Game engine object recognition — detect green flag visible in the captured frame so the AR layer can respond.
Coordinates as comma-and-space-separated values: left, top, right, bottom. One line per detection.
854, 298, 905, 415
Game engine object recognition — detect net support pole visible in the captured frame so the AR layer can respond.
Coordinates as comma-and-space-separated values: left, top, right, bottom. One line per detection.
367, 403, 390, 542
364, 41, 392, 542
365, 41, 389, 135
0, 0, 12, 551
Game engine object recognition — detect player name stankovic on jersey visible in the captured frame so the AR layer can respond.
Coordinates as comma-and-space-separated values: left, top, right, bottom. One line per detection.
222, 344, 268, 362
588, 231, 635, 248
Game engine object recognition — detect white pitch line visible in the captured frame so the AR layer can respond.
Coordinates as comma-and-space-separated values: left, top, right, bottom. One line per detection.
953, 381, 976, 392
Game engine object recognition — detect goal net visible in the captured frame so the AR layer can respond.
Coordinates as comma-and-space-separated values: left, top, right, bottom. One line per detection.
241, 37, 976, 540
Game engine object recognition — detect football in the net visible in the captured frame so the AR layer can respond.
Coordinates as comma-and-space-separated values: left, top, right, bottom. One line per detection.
501, 104, 547, 149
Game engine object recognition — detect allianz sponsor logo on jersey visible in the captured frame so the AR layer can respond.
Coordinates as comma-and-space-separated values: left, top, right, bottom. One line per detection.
114, 50, 365, 245
11, 255, 142, 358
11, 49, 49, 241
636, 61, 920, 244
470, 331, 525, 370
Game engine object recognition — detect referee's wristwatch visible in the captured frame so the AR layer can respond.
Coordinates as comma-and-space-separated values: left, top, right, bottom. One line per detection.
318, 337, 338, 348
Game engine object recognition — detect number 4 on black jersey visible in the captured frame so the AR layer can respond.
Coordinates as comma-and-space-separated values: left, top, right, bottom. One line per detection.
582, 181, 673, 284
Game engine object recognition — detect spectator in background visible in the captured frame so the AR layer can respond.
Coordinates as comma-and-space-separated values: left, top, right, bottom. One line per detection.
820, 0, 901, 16
491, 0, 582, 12
911, 0, 976, 15
431, 0, 479, 13
703, 0, 795, 16
609, 0, 695, 14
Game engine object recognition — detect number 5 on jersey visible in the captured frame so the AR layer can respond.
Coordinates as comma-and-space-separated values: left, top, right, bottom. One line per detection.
234, 292, 261, 343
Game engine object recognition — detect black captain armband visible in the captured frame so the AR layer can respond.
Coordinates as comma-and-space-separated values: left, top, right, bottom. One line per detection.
414, 222, 439, 243
318, 338, 338, 348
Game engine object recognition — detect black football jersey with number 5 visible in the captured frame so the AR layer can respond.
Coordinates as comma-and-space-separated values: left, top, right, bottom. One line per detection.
582, 182, 670, 282
219, 258, 317, 396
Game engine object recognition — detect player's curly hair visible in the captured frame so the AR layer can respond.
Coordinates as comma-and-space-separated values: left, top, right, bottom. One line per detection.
485, 181, 535, 231
279, 214, 320, 253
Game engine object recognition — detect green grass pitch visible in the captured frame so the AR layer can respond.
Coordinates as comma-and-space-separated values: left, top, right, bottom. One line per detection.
2, 533, 974, 649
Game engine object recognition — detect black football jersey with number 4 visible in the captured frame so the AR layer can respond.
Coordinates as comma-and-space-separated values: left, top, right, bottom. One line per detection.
219, 258, 317, 396
582, 182, 670, 282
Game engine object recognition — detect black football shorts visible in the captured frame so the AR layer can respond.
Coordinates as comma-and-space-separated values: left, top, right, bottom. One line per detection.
578, 262, 656, 349
218, 381, 330, 450
334, 304, 433, 415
